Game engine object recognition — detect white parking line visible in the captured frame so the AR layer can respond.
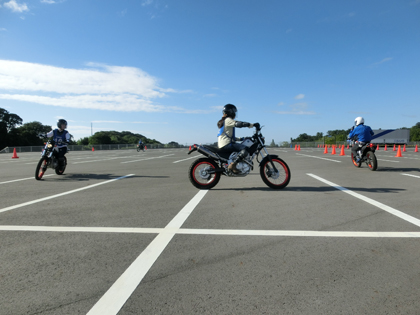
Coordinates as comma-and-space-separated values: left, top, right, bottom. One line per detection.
173, 155, 199, 163
377, 159, 400, 163
1, 225, 420, 238
121, 154, 174, 164
402, 173, 420, 179
0, 174, 134, 214
87, 189, 208, 315
296, 153, 342, 163
307, 173, 420, 228
0, 174, 54, 185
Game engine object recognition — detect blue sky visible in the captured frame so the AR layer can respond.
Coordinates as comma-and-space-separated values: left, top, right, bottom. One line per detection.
1, 0, 419, 145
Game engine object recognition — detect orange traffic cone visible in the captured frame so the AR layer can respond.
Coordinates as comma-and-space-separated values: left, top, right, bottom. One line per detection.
298, 144, 301, 151
324, 145, 328, 154
331, 145, 336, 155
376, 144, 379, 150
339, 145, 345, 156
395, 145, 403, 157
403, 144, 406, 152
384, 144, 387, 151
393, 144, 396, 151
12, 148, 19, 159
145, 145, 147, 150
415, 144, 418, 153
294, 145, 297, 151
92, 147, 95, 152
347, 144, 349, 149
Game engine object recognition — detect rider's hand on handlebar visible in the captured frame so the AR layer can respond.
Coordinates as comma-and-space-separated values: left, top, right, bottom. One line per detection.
253, 123, 260, 130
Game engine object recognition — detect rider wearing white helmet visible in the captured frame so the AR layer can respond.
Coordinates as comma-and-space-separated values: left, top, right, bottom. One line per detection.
348, 117, 374, 162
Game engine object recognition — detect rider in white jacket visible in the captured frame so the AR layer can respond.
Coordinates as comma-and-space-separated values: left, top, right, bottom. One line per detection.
217, 104, 254, 173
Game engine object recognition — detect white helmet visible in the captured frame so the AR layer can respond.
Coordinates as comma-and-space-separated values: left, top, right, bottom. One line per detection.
355, 117, 364, 126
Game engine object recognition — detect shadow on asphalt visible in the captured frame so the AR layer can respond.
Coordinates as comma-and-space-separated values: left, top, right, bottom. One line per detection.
42, 173, 170, 181
213, 186, 405, 193
376, 167, 420, 172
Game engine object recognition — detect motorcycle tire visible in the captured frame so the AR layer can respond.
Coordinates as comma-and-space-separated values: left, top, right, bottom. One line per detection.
35, 157, 48, 180
55, 156, 67, 175
137, 147, 140, 152
351, 153, 361, 168
188, 158, 221, 190
366, 151, 378, 171
260, 157, 291, 189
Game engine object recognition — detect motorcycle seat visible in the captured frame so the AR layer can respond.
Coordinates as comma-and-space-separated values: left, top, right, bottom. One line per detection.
202, 145, 234, 159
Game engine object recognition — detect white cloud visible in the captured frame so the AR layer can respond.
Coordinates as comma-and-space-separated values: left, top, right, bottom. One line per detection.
294, 94, 305, 100
4, 0, 29, 12
0, 28, 7, 31
371, 57, 393, 66
41, 0, 56, 3
142, 0, 153, 6
0, 60, 193, 112
275, 102, 315, 115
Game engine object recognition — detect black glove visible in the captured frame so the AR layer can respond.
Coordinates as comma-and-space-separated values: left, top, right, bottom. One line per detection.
253, 123, 260, 130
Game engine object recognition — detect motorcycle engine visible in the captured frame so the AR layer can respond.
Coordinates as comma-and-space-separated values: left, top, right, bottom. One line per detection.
228, 153, 252, 174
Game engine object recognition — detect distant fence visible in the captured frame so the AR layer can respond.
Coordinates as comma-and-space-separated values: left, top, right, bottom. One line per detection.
289, 141, 419, 148
2, 141, 419, 154
0, 143, 189, 154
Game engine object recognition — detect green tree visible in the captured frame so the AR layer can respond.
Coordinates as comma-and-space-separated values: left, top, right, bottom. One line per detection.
15, 121, 52, 146
410, 122, 420, 141
77, 137, 90, 145
0, 108, 23, 148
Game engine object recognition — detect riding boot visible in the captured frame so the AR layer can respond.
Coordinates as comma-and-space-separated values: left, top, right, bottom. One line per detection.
228, 149, 248, 174
228, 162, 240, 174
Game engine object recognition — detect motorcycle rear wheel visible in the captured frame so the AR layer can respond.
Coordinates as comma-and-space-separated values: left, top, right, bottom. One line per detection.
260, 157, 291, 189
351, 153, 362, 168
366, 151, 378, 171
188, 158, 220, 189
35, 157, 48, 180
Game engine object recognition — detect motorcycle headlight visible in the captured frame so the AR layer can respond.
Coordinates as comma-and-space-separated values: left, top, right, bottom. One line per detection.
47, 144, 53, 148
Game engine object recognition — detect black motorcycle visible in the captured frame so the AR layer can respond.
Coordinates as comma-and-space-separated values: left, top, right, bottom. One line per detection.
137, 143, 145, 152
350, 141, 378, 171
187, 123, 291, 189
35, 136, 68, 180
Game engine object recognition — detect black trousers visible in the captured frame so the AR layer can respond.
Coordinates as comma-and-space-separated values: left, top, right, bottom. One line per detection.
54, 147, 67, 164
351, 142, 364, 158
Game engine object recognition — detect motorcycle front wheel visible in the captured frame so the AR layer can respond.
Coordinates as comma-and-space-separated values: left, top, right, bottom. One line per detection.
35, 157, 48, 180
55, 156, 67, 175
366, 151, 378, 171
260, 157, 291, 189
188, 158, 221, 189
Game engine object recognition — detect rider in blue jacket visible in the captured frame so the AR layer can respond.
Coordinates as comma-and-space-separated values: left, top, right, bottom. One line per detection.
45, 119, 70, 167
348, 117, 374, 161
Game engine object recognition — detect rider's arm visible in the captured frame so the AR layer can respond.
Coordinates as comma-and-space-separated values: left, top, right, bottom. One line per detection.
235, 121, 254, 128
46, 130, 54, 137
65, 132, 71, 143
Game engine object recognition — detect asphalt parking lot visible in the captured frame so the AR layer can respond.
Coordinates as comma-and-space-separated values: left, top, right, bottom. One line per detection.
1, 147, 419, 315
